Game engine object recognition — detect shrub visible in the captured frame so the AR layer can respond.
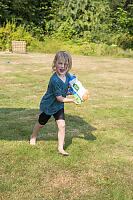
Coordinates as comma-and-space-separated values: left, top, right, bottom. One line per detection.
117, 33, 133, 50
0, 21, 33, 51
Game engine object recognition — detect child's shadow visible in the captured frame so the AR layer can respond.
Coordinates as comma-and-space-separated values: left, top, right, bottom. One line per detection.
0, 108, 96, 149
38, 114, 96, 150
64, 115, 96, 150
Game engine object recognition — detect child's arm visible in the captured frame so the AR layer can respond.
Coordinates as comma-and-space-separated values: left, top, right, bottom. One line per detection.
56, 96, 79, 105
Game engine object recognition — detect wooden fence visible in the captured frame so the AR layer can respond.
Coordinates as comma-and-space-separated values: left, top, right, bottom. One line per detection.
12, 41, 26, 53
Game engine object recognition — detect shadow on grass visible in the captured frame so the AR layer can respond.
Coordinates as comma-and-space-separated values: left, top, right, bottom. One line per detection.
0, 108, 97, 149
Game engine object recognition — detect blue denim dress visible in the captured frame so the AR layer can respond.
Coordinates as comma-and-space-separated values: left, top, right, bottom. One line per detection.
40, 72, 71, 115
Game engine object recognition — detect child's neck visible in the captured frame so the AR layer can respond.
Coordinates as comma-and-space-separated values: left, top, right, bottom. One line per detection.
56, 73, 66, 83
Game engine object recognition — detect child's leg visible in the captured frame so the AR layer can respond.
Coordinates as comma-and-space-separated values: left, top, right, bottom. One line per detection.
56, 119, 68, 155
30, 112, 51, 145
30, 122, 44, 145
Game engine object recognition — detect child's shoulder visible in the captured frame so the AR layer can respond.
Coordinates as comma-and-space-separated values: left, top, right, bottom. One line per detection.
50, 72, 56, 79
66, 72, 71, 79
50, 72, 59, 83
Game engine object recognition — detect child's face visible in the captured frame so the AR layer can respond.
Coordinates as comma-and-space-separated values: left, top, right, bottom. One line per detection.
56, 59, 68, 76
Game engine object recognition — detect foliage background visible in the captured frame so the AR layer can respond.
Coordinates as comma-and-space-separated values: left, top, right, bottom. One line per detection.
0, 0, 133, 55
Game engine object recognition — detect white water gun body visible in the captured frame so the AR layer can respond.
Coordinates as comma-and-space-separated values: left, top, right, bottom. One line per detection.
69, 74, 89, 104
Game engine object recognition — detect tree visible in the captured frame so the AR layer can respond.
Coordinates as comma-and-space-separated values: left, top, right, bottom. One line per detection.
0, 0, 12, 25
46, 0, 112, 43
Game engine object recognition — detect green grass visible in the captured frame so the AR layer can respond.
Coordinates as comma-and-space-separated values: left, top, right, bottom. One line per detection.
0, 53, 133, 200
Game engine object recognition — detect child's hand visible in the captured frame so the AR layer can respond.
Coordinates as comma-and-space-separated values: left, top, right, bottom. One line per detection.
73, 97, 82, 105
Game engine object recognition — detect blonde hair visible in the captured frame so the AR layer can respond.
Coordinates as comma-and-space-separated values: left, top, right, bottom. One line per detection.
52, 51, 72, 72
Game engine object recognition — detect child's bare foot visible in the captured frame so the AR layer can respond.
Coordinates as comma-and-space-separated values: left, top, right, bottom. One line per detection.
30, 137, 36, 145
58, 149, 69, 156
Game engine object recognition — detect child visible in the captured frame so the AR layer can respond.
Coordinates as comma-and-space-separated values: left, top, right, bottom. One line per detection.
30, 51, 78, 155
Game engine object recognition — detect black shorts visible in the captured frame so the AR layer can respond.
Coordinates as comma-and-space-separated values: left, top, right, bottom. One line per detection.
38, 108, 65, 125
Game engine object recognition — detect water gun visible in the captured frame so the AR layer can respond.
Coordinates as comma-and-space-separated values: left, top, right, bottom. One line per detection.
68, 74, 89, 104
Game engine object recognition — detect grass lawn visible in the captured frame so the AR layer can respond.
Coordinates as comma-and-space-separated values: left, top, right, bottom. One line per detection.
0, 52, 133, 200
